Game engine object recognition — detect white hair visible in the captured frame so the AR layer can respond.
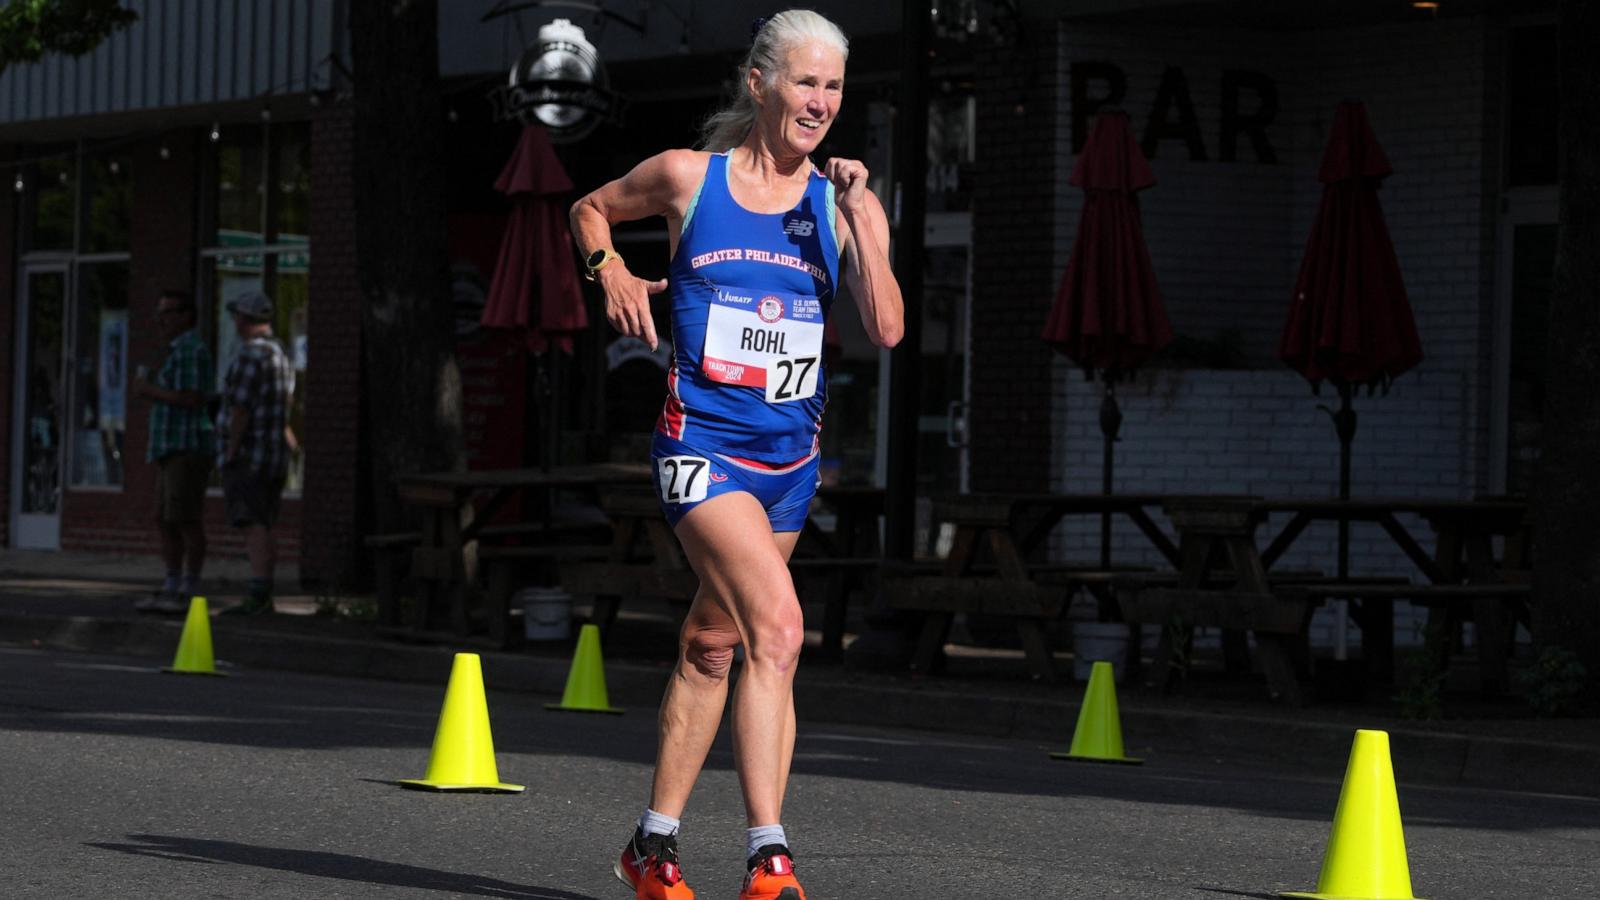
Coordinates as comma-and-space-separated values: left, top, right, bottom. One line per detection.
698, 10, 850, 152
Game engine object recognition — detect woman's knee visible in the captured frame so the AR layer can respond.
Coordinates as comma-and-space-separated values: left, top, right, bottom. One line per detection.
681, 624, 739, 681
745, 611, 805, 673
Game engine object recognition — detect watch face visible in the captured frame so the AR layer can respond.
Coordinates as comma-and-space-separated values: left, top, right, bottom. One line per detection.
587, 249, 607, 269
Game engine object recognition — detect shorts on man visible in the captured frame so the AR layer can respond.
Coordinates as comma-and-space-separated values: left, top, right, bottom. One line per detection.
157, 452, 213, 525
223, 465, 286, 529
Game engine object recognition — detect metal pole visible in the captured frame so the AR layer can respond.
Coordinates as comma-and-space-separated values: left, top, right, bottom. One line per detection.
883, 0, 929, 562
1099, 379, 1123, 569
1335, 382, 1355, 579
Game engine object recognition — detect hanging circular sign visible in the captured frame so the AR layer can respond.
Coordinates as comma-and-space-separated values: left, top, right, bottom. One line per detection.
490, 18, 622, 143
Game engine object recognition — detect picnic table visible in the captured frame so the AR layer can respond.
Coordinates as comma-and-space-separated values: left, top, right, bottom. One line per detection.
379, 462, 651, 641
885, 492, 1179, 681
1121, 495, 1532, 701
1255, 496, 1531, 691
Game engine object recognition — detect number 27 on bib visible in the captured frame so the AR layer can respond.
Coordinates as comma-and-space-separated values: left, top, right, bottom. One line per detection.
700, 290, 824, 404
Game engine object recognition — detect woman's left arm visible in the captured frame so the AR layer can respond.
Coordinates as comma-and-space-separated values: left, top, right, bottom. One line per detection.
826, 158, 904, 348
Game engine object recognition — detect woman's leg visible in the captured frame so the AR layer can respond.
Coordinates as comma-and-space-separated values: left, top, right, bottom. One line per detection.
648, 584, 740, 817
646, 486, 800, 816
671, 490, 804, 827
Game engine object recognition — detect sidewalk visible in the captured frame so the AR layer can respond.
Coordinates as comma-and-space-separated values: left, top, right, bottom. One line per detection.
3, 548, 1597, 799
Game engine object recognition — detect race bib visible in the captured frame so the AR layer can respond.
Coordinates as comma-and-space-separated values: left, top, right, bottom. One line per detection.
657, 455, 710, 504
701, 288, 824, 404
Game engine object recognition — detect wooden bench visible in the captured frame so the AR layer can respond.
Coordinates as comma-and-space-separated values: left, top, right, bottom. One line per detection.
883, 566, 1073, 681
1117, 585, 1318, 704
1275, 581, 1533, 693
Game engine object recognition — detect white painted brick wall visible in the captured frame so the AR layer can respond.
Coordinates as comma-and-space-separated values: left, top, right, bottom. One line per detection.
1040, 19, 1503, 650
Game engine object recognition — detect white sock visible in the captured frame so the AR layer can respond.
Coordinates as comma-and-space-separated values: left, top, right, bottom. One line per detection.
638, 808, 680, 838
746, 824, 788, 862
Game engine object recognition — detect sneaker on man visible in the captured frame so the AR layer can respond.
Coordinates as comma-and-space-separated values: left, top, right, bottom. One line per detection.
739, 844, 805, 900
614, 828, 695, 899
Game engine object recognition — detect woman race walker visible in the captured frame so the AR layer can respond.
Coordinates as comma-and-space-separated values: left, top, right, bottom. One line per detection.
570, 10, 903, 900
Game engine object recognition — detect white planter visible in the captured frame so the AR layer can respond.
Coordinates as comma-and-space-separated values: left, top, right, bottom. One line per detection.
1073, 622, 1131, 683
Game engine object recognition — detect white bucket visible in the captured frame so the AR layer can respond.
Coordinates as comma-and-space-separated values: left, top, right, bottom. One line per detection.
518, 587, 572, 642
1073, 622, 1131, 683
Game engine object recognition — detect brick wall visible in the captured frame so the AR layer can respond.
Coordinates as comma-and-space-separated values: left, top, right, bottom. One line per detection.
299, 99, 365, 589
1046, 20, 1497, 516
968, 21, 1062, 493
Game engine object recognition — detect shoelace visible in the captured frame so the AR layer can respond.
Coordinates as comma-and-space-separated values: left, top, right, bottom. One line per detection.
746, 843, 795, 878
635, 833, 684, 885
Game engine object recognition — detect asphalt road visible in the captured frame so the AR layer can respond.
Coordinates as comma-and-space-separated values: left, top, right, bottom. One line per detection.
2, 646, 1596, 899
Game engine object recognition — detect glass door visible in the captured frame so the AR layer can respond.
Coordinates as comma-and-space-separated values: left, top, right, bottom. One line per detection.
1490, 187, 1557, 496
11, 265, 70, 548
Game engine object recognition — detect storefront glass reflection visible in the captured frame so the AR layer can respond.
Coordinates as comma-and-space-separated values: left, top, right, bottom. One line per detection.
70, 262, 130, 487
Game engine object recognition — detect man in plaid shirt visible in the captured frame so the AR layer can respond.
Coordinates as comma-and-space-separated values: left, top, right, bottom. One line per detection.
218, 290, 297, 614
133, 290, 215, 613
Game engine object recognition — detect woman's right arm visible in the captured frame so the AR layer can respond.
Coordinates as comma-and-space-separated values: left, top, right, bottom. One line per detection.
570, 149, 704, 351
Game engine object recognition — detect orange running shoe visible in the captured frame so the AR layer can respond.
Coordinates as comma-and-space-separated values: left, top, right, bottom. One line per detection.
738, 844, 806, 900
614, 829, 696, 899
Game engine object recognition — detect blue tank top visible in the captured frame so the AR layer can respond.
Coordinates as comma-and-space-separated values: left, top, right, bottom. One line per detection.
657, 152, 840, 463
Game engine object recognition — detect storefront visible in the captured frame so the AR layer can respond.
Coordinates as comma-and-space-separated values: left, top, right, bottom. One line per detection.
0, 1, 1559, 600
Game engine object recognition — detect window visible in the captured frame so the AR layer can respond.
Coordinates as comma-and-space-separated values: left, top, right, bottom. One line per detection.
84, 152, 132, 253
14, 144, 134, 489
69, 262, 130, 487
201, 121, 312, 492
27, 151, 76, 251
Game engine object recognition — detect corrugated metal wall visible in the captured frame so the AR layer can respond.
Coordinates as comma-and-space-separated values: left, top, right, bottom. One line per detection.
0, 0, 341, 125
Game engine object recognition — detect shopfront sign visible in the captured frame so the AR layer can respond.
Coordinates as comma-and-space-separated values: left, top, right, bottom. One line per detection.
489, 18, 622, 143
1071, 62, 1279, 164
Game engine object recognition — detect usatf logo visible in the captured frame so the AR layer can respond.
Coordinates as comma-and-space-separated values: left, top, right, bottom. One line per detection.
783, 216, 816, 238
758, 297, 784, 324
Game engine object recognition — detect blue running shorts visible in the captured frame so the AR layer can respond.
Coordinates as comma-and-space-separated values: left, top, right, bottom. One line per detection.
650, 432, 819, 532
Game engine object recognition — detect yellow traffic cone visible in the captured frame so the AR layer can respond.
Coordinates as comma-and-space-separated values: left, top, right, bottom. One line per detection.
399, 653, 524, 793
546, 623, 623, 714
1050, 660, 1140, 764
162, 596, 226, 676
1282, 729, 1423, 900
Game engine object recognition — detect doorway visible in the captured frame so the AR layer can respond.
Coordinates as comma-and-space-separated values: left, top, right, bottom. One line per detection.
1490, 186, 1557, 496
11, 264, 70, 548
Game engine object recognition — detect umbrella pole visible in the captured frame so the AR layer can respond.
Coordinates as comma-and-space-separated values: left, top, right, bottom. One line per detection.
1334, 383, 1356, 578
1098, 379, 1124, 569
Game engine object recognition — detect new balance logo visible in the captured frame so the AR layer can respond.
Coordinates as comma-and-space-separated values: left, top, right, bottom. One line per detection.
783, 217, 816, 237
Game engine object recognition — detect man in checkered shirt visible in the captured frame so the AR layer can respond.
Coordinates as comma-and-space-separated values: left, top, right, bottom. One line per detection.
133, 289, 215, 613
218, 290, 298, 614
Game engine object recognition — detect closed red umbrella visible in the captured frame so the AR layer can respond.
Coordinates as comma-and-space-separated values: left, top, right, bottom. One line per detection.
482, 126, 588, 470
482, 125, 587, 354
1280, 100, 1423, 578
1044, 110, 1172, 374
1042, 110, 1173, 565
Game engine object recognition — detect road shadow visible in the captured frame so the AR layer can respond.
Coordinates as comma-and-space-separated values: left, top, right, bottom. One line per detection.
86, 833, 598, 899
1194, 888, 1284, 899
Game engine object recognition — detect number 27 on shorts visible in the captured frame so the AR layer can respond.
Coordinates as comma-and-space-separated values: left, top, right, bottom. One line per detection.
657, 455, 710, 504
